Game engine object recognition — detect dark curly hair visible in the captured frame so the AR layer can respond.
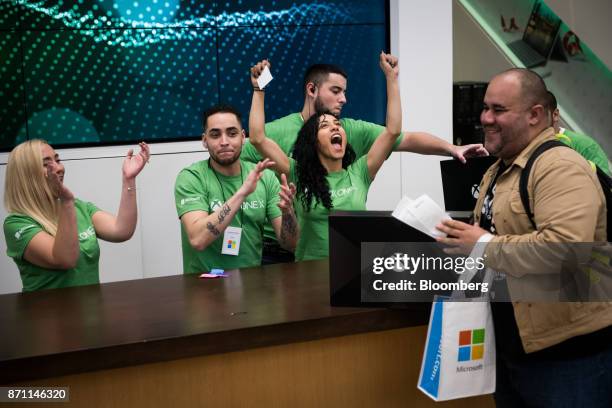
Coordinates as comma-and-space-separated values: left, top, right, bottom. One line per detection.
291, 111, 356, 211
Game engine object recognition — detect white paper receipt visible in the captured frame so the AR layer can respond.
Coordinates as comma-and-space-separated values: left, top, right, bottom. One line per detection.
392, 194, 451, 238
257, 65, 274, 89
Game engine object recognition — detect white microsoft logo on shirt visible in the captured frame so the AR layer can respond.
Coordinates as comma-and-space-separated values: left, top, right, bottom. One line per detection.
14, 225, 35, 240
180, 197, 201, 206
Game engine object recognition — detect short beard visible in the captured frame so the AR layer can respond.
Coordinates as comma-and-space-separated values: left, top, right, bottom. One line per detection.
209, 150, 241, 167
314, 96, 327, 113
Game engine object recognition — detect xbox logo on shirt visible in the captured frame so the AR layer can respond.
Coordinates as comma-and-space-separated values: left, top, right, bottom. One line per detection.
210, 199, 223, 211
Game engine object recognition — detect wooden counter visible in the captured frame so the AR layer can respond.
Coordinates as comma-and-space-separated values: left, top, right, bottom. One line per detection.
0, 260, 493, 407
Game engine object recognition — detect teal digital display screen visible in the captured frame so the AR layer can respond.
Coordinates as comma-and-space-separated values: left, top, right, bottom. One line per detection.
0, 1, 388, 150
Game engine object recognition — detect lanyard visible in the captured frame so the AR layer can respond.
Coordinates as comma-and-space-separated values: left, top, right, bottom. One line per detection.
208, 160, 244, 227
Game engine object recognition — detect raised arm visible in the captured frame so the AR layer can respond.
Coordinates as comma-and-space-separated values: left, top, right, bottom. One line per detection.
248, 60, 291, 176
181, 159, 275, 251
92, 142, 150, 242
23, 162, 79, 269
366, 52, 402, 179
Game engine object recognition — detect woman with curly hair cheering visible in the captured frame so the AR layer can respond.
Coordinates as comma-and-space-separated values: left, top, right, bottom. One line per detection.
248, 52, 401, 261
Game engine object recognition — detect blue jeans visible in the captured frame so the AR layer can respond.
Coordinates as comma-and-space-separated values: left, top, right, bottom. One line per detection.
494, 339, 612, 408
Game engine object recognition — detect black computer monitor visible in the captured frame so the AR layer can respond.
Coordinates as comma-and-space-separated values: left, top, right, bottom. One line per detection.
328, 211, 433, 310
440, 156, 498, 214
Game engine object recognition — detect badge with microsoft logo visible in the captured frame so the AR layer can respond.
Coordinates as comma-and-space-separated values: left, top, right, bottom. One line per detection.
221, 226, 241, 256
418, 297, 496, 401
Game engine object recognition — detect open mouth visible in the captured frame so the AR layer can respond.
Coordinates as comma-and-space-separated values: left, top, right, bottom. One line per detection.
331, 134, 343, 147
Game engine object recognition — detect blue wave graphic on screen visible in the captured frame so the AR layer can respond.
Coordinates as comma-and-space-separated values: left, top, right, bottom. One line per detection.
12, 0, 354, 47
1, 0, 386, 148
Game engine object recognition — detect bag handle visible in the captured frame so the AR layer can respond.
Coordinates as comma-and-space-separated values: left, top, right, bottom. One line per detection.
452, 264, 494, 300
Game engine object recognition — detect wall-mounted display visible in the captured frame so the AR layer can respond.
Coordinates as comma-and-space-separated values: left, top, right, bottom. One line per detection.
0, 0, 389, 151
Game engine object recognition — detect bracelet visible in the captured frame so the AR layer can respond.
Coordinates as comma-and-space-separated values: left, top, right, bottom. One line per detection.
253, 87, 265, 92
127, 186, 137, 191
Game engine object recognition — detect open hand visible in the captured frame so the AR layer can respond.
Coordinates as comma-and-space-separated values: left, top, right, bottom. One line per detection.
122, 142, 150, 180
451, 144, 489, 164
278, 173, 296, 213
240, 158, 275, 197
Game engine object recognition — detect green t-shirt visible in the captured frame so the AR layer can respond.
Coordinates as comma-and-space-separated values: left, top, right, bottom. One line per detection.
557, 128, 610, 176
174, 160, 282, 273
289, 156, 371, 261
3, 199, 101, 292
241, 112, 402, 242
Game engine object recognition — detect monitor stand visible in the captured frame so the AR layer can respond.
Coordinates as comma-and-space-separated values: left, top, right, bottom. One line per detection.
550, 36, 568, 63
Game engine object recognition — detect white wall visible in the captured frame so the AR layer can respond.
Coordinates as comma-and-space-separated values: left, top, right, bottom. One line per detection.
393, 0, 453, 208
453, 0, 513, 82
368, 0, 453, 210
546, 0, 612, 69
0, 1, 453, 294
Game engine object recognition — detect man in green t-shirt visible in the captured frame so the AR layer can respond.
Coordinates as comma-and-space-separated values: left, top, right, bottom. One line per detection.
174, 104, 298, 274
241, 63, 489, 264
545, 90, 610, 175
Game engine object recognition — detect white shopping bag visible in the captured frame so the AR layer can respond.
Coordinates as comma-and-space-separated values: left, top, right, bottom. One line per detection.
417, 297, 496, 401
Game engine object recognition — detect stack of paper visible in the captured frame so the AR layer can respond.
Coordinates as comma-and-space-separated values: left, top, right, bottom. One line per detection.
392, 194, 451, 239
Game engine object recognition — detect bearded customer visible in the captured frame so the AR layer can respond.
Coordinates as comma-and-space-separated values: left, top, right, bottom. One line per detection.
436, 68, 612, 407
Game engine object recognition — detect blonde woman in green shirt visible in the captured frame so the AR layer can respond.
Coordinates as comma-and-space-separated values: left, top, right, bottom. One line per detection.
248, 52, 402, 261
3, 139, 150, 291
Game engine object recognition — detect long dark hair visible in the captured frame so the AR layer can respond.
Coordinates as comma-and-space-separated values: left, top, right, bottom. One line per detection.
291, 111, 356, 211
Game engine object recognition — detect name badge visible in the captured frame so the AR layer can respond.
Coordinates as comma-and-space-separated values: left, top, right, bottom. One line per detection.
221, 226, 242, 256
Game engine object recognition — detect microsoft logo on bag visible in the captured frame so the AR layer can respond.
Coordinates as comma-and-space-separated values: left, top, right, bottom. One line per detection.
458, 329, 485, 362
